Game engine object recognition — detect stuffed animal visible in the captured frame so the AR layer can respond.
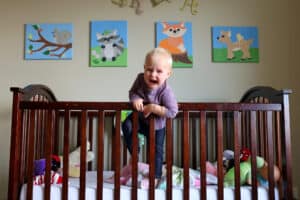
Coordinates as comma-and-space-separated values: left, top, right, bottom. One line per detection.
224, 156, 281, 187
34, 155, 61, 176
257, 161, 281, 187
59, 141, 95, 177
33, 155, 63, 185
224, 156, 265, 187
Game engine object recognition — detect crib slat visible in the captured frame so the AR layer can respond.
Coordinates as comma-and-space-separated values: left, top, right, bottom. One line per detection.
282, 93, 293, 200
26, 110, 35, 200
149, 117, 155, 200
62, 109, 70, 200
257, 111, 263, 157
53, 110, 60, 155
97, 111, 104, 200
79, 110, 87, 200
131, 111, 138, 200
266, 111, 275, 200
275, 111, 283, 199
114, 111, 121, 200
250, 111, 258, 200
183, 111, 190, 200
88, 115, 93, 170
44, 110, 54, 200
166, 118, 173, 200
233, 111, 241, 200
216, 111, 224, 200
8, 90, 23, 200
200, 111, 207, 200
192, 117, 197, 169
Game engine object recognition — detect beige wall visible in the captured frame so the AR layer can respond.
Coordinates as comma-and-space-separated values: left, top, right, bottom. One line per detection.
0, 0, 299, 199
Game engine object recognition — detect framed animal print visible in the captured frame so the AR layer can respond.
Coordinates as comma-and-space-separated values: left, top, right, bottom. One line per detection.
90, 20, 127, 67
212, 26, 259, 63
156, 21, 193, 68
25, 23, 73, 60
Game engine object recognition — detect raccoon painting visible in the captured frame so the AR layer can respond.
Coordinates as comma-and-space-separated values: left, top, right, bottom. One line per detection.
96, 30, 124, 62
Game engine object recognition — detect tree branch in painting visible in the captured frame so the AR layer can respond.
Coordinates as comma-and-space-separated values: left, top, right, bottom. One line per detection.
27, 24, 72, 58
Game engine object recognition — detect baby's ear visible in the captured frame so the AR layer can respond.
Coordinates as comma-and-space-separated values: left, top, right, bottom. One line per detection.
168, 70, 172, 77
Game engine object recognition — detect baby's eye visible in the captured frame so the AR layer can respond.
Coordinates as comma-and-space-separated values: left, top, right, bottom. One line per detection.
146, 68, 153, 73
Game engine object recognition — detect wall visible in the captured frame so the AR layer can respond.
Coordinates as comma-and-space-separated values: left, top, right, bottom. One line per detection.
0, 0, 299, 199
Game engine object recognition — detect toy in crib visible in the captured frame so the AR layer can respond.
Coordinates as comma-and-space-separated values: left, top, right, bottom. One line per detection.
33, 141, 95, 185
223, 150, 281, 187
105, 161, 218, 189
59, 141, 95, 177
33, 155, 62, 185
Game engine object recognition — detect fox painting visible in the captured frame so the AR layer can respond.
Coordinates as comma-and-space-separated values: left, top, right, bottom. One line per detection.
158, 22, 192, 64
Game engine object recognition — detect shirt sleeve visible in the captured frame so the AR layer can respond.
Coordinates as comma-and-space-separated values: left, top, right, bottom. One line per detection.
161, 86, 178, 118
129, 73, 144, 102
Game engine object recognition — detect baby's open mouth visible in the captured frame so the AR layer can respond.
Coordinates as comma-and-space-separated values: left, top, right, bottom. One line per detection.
150, 80, 158, 84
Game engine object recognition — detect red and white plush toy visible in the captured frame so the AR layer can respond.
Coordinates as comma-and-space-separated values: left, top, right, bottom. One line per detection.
33, 171, 63, 185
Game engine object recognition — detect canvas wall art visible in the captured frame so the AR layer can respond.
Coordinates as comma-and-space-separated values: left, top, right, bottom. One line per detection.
212, 26, 259, 63
156, 21, 193, 68
25, 23, 73, 60
90, 20, 127, 67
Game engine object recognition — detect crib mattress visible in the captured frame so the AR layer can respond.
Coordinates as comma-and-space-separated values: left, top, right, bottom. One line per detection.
20, 171, 279, 200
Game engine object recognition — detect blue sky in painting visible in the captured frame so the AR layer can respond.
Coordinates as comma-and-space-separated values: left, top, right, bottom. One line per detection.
212, 26, 259, 48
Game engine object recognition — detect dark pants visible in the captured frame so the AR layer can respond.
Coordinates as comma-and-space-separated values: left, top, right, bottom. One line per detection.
122, 112, 165, 178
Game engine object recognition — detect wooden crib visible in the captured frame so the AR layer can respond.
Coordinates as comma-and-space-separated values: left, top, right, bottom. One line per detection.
8, 84, 293, 200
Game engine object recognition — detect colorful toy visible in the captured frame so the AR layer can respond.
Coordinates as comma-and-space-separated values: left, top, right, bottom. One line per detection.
224, 156, 281, 187
59, 141, 95, 177
224, 156, 265, 187
33, 155, 62, 185
240, 147, 251, 161
34, 155, 61, 176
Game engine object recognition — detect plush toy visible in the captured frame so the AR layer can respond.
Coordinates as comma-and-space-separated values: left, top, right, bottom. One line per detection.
34, 155, 61, 176
33, 155, 63, 185
224, 156, 281, 187
59, 141, 95, 177
33, 171, 63, 185
240, 148, 251, 161
222, 148, 251, 173
224, 156, 265, 187
222, 149, 235, 172
257, 162, 281, 187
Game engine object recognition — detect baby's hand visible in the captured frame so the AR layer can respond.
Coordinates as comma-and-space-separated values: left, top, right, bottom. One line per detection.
144, 104, 166, 117
143, 104, 153, 118
133, 99, 144, 111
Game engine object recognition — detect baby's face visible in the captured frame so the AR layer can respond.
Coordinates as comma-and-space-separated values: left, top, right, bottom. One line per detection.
144, 55, 171, 90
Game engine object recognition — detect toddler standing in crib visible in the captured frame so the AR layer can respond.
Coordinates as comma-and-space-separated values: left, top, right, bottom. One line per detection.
122, 47, 178, 187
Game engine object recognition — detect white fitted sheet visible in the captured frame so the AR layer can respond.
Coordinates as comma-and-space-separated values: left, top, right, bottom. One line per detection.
20, 171, 279, 200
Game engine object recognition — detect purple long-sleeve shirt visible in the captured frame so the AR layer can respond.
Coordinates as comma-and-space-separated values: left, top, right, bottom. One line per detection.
129, 73, 178, 130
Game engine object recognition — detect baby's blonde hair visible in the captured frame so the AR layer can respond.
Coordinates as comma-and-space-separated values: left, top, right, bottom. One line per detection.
144, 47, 173, 70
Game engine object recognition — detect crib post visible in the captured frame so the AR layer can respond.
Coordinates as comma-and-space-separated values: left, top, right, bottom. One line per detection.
282, 89, 293, 199
8, 87, 23, 200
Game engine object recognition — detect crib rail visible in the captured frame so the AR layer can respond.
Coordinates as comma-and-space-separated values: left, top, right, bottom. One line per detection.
8, 85, 293, 200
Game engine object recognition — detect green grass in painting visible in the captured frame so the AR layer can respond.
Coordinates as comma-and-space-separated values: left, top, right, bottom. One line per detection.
212, 48, 259, 63
173, 56, 193, 68
90, 46, 127, 67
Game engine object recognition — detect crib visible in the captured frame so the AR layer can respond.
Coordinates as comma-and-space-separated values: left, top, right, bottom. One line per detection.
7, 84, 293, 200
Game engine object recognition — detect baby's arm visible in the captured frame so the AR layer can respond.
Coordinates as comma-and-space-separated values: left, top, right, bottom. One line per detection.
143, 104, 166, 117
143, 87, 178, 118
